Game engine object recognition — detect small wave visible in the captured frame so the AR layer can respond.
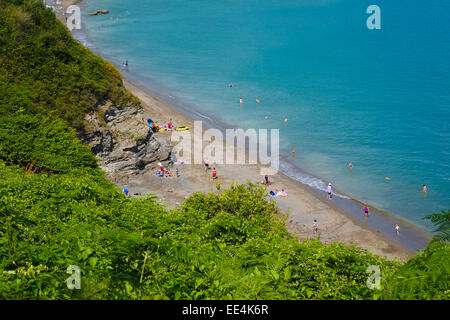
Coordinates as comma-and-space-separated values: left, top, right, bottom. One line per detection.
279, 161, 350, 199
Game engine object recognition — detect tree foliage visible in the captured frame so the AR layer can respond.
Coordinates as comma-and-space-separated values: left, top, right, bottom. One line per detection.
424, 210, 450, 243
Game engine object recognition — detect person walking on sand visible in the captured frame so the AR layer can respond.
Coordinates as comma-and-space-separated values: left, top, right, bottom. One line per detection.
122, 185, 129, 198
313, 219, 318, 234
327, 183, 332, 199
395, 224, 400, 238
364, 205, 369, 218
204, 158, 209, 172
228, 83, 233, 88
212, 168, 217, 180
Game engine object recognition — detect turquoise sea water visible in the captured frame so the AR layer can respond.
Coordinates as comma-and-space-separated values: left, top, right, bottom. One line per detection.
79, 0, 449, 231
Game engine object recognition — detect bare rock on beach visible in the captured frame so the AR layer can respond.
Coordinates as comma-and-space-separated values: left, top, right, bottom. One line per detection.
82, 101, 172, 175
88, 10, 110, 16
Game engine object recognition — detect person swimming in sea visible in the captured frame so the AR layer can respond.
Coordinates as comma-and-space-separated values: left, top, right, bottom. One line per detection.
349, 161, 353, 170
291, 146, 295, 156
264, 115, 268, 120
228, 83, 233, 88
256, 98, 260, 104
423, 184, 427, 193
240, 98, 243, 104
284, 117, 288, 123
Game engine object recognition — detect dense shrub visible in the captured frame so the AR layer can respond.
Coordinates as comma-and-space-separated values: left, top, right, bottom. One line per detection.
0, 0, 139, 130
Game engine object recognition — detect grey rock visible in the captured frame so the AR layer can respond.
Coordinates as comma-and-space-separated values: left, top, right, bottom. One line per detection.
82, 101, 172, 175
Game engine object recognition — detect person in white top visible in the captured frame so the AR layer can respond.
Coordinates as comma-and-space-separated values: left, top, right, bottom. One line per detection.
327, 183, 332, 199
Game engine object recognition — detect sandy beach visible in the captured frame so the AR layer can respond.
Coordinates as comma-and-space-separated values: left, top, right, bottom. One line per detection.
113, 79, 415, 261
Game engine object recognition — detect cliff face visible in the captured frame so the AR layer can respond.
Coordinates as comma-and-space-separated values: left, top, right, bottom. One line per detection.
82, 100, 172, 178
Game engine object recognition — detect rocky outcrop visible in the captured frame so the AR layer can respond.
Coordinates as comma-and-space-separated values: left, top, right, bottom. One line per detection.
82, 101, 172, 177
88, 10, 109, 16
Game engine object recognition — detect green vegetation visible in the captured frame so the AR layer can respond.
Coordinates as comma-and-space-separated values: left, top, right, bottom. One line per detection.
0, 0, 138, 131
425, 210, 450, 243
0, 0, 448, 300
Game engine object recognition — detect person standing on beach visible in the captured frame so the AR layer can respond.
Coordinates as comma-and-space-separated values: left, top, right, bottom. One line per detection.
327, 183, 332, 199
395, 224, 400, 238
313, 219, 318, 234
204, 158, 209, 172
364, 205, 369, 218
122, 185, 129, 198
212, 168, 217, 180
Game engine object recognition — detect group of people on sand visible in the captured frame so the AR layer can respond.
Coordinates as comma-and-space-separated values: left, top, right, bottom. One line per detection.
259, 174, 288, 198
145, 117, 173, 133
154, 162, 180, 178
268, 189, 288, 198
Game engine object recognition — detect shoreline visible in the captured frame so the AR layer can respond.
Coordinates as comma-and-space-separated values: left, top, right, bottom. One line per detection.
119, 78, 422, 261
55, 0, 429, 260
117, 74, 430, 255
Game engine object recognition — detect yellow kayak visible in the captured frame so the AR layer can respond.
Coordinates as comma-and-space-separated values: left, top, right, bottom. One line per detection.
174, 126, 189, 131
